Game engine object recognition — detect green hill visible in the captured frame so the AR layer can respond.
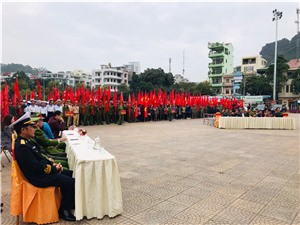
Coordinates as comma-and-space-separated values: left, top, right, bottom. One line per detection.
1, 63, 39, 74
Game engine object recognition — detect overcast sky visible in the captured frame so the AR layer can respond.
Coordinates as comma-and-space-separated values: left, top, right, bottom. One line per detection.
1, 1, 299, 82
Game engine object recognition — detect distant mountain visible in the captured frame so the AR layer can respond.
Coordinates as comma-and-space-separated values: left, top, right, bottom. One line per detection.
1, 63, 39, 74
260, 33, 299, 65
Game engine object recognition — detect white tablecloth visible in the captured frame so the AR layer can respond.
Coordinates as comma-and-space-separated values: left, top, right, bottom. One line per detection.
218, 117, 296, 130
62, 130, 123, 220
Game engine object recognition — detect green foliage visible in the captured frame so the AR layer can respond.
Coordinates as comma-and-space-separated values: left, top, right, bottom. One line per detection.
129, 68, 174, 93
242, 76, 272, 95
171, 81, 213, 95
118, 83, 130, 100
291, 72, 300, 94
1, 63, 39, 74
265, 55, 289, 98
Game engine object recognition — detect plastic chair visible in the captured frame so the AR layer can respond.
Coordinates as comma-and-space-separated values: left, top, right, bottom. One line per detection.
10, 133, 62, 224
10, 160, 62, 225
1, 145, 12, 165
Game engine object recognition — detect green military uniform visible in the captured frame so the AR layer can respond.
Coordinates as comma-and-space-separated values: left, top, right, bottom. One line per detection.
83, 103, 91, 126
117, 105, 124, 125
106, 104, 113, 124
62, 104, 68, 122
90, 105, 96, 125
168, 105, 172, 121
34, 128, 66, 157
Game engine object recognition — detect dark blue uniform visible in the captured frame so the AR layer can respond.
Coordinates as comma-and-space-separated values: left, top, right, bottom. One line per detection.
14, 136, 75, 213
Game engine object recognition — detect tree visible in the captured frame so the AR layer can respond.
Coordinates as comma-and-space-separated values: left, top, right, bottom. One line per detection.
242, 76, 272, 95
291, 69, 300, 95
130, 68, 174, 93
194, 81, 214, 95
118, 83, 130, 100
265, 55, 289, 98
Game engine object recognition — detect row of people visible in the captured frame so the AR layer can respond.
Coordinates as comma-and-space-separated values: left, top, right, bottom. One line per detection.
221, 107, 284, 117
8, 98, 287, 128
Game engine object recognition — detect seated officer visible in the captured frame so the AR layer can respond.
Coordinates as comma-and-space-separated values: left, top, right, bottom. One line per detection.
31, 113, 67, 157
11, 112, 76, 221
31, 114, 69, 170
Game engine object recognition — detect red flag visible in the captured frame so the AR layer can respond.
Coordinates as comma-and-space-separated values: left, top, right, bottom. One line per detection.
64, 85, 69, 100
1, 83, 9, 122
36, 80, 42, 100
120, 92, 123, 104
91, 87, 95, 115
81, 84, 85, 104
107, 87, 111, 102
113, 91, 117, 113
138, 90, 141, 105
96, 86, 101, 106
31, 89, 36, 100
69, 86, 74, 102
13, 78, 21, 104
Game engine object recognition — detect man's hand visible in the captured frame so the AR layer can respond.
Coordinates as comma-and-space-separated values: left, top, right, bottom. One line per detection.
55, 163, 63, 173
58, 137, 67, 142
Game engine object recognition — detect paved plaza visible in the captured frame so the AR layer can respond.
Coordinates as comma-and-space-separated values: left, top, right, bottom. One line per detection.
1, 115, 299, 225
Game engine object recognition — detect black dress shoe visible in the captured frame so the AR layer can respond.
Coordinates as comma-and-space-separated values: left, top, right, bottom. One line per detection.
59, 209, 76, 221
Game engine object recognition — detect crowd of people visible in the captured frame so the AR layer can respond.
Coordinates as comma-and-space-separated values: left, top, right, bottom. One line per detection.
6, 98, 286, 128
220, 106, 284, 117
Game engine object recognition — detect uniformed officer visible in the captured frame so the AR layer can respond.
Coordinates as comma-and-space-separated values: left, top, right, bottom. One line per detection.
11, 112, 75, 221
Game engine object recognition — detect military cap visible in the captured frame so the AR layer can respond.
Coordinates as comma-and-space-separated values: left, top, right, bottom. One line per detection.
10, 112, 36, 131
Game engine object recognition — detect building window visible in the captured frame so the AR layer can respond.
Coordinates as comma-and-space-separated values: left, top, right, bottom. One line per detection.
226, 88, 230, 94
286, 85, 289, 93
226, 78, 230, 83
244, 66, 254, 73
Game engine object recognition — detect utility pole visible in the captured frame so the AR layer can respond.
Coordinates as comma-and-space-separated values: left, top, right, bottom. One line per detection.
296, 8, 300, 62
182, 50, 185, 77
272, 9, 283, 102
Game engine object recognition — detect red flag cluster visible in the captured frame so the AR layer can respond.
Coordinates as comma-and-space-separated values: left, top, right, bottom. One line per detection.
1, 79, 245, 122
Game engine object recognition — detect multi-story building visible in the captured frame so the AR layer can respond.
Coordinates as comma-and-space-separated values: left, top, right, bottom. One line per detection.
232, 66, 243, 96
208, 42, 234, 95
278, 59, 300, 109
123, 62, 140, 82
39, 70, 92, 88
92, 64, 129, 92
241, 55, 267, 76
222, 74, 234, 97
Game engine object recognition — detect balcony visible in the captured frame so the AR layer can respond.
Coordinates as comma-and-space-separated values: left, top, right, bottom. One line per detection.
208, 62, 224, 68
222, 82, 233, 87
208, 52, 224, 58
211, 83, 222, 87
208, 73, 222, 78
103, 80, 122, 86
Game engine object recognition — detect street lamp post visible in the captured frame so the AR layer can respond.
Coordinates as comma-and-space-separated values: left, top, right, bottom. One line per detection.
272, 9, 283, 102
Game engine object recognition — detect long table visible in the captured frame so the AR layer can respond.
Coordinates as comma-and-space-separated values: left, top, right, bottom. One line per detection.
62, 130, 123, 220
218, 117, 296, 130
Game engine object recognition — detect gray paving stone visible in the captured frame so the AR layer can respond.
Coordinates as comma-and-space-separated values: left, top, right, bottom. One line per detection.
2, 114, 299, 225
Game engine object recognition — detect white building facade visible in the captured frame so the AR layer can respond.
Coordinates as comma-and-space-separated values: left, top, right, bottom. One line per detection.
92, 64, 129, 92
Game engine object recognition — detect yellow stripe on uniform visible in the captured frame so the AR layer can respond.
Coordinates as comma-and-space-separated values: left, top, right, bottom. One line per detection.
44, 165, 51, 174
20, 139, 26, 144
